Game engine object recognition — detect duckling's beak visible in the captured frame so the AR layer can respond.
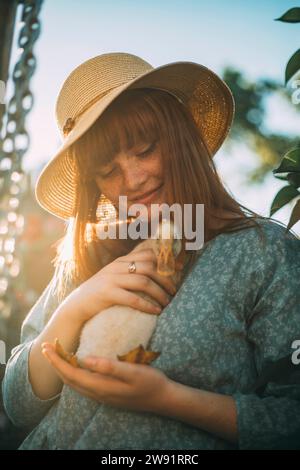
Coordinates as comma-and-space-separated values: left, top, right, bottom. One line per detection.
157, 239, 176, 276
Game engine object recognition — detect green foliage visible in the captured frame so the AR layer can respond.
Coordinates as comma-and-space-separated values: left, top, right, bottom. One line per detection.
275, 7, 300, 23
285, 49, 300, 85
270, 185, 299, 217
269, 7, 300, 229
222, 68, 300, 183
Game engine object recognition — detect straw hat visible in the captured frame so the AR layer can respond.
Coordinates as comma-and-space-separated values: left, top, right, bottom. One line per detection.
35, 52, 235, 221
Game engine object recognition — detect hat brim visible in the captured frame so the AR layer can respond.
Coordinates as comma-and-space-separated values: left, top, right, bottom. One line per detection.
35, 61, 235, 220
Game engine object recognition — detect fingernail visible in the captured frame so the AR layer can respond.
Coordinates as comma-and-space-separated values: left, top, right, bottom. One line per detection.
42, 349, 51, 361
154, 306, 162, 313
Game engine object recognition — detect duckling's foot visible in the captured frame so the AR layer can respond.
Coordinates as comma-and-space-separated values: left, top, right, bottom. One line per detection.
117, 344, 161, 365
54, 338, 79, 368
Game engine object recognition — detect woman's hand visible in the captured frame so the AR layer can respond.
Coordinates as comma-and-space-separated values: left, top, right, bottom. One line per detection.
42, 342, 170, 414
41, 343, 238, 444
67, 247, 179, 324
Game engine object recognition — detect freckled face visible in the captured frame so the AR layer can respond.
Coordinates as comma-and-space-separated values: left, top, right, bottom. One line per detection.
94, 138, 167, 220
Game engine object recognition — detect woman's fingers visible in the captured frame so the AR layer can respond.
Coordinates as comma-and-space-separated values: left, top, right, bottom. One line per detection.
141, 263, 177, 296
42, 345, 126, 401
84, 356, 137, 383
116, 273, 171, 309
118, 252, 177, 296
112, 287, 162, 315
98, 247, 178, 315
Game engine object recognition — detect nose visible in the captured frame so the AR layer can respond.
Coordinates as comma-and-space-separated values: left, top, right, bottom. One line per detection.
121, 161, 148, 195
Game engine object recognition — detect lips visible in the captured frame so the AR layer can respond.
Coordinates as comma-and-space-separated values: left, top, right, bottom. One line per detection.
131, 184, 163, 204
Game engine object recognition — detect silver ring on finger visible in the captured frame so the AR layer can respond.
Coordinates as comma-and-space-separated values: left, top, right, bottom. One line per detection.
128, 261, 136, 274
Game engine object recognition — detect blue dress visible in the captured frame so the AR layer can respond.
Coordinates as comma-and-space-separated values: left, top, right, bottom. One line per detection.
2, 218, 300, 449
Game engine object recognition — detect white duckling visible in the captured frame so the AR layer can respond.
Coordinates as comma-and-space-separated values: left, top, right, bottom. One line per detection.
55, 219, 182, 367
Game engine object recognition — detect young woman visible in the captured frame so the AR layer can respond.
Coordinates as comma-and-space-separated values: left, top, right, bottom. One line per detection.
3, 53, 300, 450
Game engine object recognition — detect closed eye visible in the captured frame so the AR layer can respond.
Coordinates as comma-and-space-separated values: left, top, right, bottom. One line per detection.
96, 139, 158, 178
97, 167, 115, 179
96, 160, 117, 178
137, 140, 158, 157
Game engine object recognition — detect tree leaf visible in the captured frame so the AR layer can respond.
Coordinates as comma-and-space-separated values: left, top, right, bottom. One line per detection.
287, 172, 300, 188
287, 199, 300, 230
274, 174, 288, 181
273, 148, 300, 174
285, 49, 300, 84
270, 185, 300, 216
275, 8, 300, 23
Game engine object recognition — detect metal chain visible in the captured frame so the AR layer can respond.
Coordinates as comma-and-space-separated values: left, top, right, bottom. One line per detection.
0, 0, 43, 333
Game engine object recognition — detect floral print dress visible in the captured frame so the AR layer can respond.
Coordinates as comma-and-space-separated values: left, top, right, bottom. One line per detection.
2, 218, 300, 449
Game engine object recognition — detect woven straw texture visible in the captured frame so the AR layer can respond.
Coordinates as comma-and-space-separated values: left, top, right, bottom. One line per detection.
35, 52, 235, 220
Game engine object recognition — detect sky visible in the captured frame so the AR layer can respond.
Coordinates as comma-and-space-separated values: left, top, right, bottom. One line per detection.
4, 0, 300, 233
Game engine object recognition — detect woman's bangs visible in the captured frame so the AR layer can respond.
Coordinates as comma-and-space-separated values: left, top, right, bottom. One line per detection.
81, 91, 162, 177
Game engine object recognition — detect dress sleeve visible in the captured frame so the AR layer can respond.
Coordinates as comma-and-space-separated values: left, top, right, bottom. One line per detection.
232, 226, 300, 449
1, 274, 74, 429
